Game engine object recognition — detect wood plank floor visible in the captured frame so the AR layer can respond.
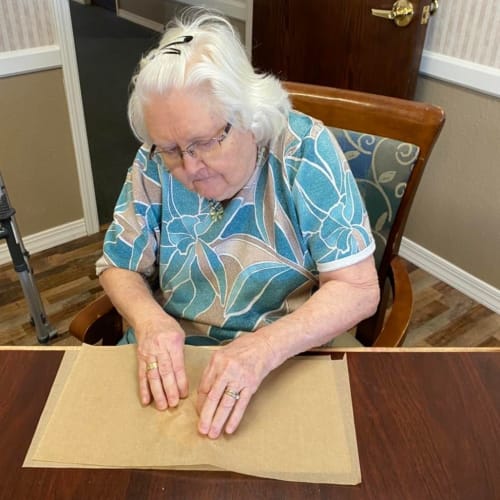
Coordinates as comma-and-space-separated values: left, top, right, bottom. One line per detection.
1, 229, 499, 347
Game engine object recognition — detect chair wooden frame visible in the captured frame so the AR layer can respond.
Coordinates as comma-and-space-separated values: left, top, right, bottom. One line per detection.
283, 82, 445, 345
69, 82, 445, 347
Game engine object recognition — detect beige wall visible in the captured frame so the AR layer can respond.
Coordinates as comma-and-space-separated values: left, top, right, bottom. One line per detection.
407, 76, 500, 288
0, 69, 83, 235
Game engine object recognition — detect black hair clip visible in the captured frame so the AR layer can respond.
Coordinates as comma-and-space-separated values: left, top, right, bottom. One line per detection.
158, 35, 193, 55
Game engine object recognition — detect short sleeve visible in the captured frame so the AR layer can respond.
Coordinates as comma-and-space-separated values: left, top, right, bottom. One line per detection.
288, 117, 375, 272
96, 147, 163, 277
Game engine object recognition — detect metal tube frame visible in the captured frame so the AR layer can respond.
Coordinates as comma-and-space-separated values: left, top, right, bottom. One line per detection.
0, 172, 57, 344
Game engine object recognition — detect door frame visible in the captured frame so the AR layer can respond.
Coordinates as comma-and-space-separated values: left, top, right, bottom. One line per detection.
51, 0, 99, 235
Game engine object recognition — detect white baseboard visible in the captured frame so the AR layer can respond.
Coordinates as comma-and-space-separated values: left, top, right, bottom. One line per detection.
419, 50, 500, 99
0, 219, 87, 266
400, 237, 500, 314
0, 45, 61, 78
117, 9, 165, 33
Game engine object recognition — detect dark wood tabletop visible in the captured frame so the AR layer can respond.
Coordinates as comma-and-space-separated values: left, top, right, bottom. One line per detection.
0, 349, 498, 500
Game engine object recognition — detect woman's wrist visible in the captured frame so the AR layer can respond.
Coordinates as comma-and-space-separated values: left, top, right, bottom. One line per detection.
134, 312, 185, 343
254, 310, 321, 369
252, 327, 292, 373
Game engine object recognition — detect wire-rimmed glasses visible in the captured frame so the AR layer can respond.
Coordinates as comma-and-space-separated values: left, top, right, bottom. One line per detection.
149, 122, 233, 168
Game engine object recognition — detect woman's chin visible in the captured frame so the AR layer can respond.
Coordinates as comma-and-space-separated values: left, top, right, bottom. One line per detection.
193, 181, 227, 201
195, 188, 219, 200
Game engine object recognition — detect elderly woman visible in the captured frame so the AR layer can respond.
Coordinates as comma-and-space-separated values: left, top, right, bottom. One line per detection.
97, 9, 379, 439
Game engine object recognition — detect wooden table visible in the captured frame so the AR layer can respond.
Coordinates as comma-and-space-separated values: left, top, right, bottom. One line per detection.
0, 348, 498, 499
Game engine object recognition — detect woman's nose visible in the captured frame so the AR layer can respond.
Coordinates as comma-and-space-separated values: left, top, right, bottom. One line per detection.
182, 153, 203, 174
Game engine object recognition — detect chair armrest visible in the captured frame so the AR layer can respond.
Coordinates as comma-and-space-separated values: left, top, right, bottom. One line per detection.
69, 294, 123, 345
373, 256, 413, 347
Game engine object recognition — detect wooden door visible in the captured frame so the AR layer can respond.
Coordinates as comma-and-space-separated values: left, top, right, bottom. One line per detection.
252, 0, 437, 99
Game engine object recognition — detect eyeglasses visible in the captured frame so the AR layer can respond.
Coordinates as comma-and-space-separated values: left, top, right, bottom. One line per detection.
149, 122, 232, 168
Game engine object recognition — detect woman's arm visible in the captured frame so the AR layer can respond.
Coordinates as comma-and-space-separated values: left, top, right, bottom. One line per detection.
197, 255, 380, 438
258, 255, 380, 364
99, 267, 189, 409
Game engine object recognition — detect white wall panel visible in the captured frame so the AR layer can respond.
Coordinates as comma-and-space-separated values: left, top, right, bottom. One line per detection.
0, 0, 55, 52
424, 0, 499, 68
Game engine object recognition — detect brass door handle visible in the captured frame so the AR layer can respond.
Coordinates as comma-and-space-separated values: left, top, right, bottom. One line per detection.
372, 0, 415, 27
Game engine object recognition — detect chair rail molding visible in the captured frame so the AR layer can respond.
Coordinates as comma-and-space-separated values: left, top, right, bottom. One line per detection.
400, 237, 500, 314
0, 45, 61, 77
50, 0, 99, 235
420, 50, 500, 98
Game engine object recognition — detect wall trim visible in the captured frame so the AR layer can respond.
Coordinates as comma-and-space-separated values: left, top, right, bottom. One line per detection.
0, 45, 61, 78
51, 0, 99, 235
420, 50, 500, 99
117, 9, 164, 33
400, 237, 500, 314
0, 219, 87, 266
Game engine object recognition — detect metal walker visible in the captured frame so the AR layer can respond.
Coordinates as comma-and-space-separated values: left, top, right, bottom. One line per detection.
0, 172, 57, 343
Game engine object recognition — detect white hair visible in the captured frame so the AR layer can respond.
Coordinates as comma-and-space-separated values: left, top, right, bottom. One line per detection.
128, 8, 291, 146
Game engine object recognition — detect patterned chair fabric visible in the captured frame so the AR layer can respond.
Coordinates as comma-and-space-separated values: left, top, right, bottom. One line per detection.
330, 127, 420, 268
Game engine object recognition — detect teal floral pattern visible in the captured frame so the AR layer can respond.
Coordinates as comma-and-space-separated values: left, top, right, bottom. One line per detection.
98, 111, 376, 342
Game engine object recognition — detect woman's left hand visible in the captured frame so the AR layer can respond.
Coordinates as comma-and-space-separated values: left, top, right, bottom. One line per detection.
196, 333, 277, 439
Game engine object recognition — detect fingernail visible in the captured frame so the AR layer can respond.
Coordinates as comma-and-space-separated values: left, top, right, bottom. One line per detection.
208, 428, 220, 439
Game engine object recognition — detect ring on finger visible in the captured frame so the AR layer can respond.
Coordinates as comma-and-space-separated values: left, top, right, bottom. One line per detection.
146, 361, 158, 372
224, 388, 241, 400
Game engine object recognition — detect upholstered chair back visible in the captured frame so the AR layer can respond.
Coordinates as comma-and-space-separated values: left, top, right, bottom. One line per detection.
331, 128, 419, 269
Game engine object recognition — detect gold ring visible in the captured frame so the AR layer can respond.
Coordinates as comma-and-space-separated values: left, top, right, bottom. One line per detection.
146, 361, 158, 372
224, 389, 241, 400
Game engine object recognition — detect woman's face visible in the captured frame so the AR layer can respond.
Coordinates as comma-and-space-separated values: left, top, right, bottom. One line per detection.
143, 87, 257, 201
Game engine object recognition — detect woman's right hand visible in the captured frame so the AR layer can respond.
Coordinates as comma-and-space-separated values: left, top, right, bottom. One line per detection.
98, 267, 189, 410
136, 316, 189, 410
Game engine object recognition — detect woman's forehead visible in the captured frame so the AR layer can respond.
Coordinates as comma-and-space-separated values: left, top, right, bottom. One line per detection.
147, 85, 221, 115
144, 87, 225, 144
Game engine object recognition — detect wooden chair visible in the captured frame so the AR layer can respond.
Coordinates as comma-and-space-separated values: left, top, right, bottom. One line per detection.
69, 82, 445, 347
